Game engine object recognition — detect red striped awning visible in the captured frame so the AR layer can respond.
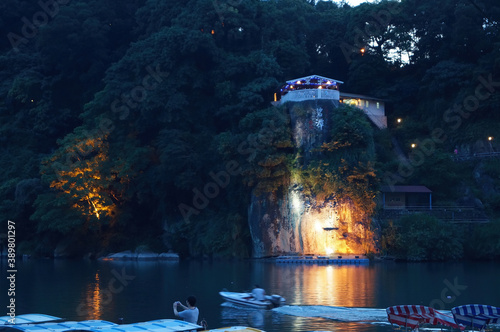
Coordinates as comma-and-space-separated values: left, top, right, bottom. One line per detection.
387, 305, 464, 330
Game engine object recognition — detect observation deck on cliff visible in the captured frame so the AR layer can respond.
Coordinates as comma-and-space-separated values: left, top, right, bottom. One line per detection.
277, 75, 343, 104
276, 75, 387, 129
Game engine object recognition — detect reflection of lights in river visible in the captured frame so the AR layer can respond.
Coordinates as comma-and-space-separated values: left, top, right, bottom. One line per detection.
78, 271, 103, 320
287, 264, 375, 310
91, 273, 102, 319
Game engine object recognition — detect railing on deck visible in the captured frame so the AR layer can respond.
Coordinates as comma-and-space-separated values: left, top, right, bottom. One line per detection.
280, 88, 340, 103
378, 206, 490, 223
453, 151, 500, 161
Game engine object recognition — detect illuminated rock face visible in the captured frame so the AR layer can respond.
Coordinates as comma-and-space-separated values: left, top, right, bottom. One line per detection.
248, 99, 375, 258
249, 184, 374, 257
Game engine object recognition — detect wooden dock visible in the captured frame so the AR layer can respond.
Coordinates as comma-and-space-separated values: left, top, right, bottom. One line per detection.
275, 255, 369, 265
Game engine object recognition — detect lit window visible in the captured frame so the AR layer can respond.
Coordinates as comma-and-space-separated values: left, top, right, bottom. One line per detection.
365, 100, 369, 107
376, 102, 380, 109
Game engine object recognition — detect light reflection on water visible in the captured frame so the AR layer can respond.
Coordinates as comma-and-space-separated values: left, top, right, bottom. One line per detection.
79, 272, 103, 320
3, 259, 500, 332
272, 263, 377, 308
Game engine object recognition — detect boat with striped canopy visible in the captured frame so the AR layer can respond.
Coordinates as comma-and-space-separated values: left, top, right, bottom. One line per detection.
386, 305, 464, 331
451, 304, 500, 330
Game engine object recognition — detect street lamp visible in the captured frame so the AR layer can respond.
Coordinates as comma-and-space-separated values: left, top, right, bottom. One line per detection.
411, 143, 417, 148
397, 118, 402, 124
488, 137, 494, 152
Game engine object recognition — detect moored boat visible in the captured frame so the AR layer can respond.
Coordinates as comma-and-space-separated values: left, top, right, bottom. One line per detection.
386, 305, 464, 331
451, 304, 500, 330
201, 327, 264, 332
219, 291, 285, 310
0, 314, 62, 325
0, 315, 267, 332
0, 319, 202, 332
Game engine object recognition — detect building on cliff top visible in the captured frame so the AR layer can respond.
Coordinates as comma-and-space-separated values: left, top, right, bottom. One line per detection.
276, 74, 387, 129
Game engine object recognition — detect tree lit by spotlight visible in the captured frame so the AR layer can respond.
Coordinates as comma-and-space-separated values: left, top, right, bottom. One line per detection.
47, 134, 116, 221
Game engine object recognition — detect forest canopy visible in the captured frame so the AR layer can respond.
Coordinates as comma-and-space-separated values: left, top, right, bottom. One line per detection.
1, 0, 499, 258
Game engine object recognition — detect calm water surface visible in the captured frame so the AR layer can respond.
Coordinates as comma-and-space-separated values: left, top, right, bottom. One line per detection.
2, 259, 500, 332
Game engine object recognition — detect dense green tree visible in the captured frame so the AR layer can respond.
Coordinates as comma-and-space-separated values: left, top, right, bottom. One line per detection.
301, 105, 378, 211
386, 214, 464, 261
1, 0, 499, 258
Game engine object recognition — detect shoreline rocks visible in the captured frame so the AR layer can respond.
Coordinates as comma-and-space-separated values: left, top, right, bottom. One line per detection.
101, 250, 179, 261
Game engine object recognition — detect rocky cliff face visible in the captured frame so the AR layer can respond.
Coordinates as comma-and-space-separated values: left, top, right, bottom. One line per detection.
248, 100, 375, 257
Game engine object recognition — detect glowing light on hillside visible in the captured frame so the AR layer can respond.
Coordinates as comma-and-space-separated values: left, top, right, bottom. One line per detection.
411, 143, 416, 148
291, 192, 301, 214
50, 135, 117, 221
290, 197, 374, 256
488, 136, 494, 141
397, 118, 402, 123
89, 200, 100, 219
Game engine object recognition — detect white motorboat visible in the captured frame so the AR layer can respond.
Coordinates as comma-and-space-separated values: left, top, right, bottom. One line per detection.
219, 291, 285, 310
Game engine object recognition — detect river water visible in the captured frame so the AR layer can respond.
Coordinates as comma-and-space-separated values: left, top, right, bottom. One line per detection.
2, 259, 500, 332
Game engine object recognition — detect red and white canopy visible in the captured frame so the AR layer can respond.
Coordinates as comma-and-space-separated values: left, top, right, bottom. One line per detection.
387, 305, 464, 330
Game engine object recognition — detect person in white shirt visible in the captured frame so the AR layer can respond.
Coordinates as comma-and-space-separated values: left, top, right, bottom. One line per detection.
251, 284, 266, 301
173, 295, 199, 324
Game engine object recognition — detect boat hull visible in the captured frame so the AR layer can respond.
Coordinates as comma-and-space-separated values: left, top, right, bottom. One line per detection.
219, 292, 285, 310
